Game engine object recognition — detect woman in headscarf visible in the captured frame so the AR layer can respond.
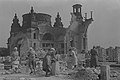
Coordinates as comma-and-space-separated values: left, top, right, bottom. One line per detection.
11, 47, 19, 61
11, 47, 20, 73
66, 47, 78, 69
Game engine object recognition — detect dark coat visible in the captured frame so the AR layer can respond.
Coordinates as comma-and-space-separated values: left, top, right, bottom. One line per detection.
90, 49, 98, 67
42, 54, 51, 72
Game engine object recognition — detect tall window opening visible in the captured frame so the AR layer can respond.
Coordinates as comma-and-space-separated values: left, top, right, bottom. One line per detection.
33, 33, 36, 39
61, 43, 64, 48
33, 43, 36, 50
70, 40, 74, 47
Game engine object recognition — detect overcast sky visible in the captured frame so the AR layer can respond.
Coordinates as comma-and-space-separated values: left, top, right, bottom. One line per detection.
0, 0, 120, 49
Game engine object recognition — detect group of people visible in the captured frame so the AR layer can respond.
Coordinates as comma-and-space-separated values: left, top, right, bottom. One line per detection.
11, 47, 60, 76
10, 46, 98, 77
21, 47, 57, 76
10, 46, 79, 76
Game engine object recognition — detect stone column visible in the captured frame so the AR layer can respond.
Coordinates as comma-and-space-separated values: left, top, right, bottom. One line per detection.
75, 34, 83, 54
100, 65, 110, 80
64, 36, 67, 54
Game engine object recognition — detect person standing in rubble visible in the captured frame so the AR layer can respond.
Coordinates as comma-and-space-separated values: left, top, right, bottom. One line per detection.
27, 47, 36, 74
71, 47, 78, 69
67, 47, 78, 69
42, 49, 52, 77
11, 47, 19, 61
50, 48, 57, 75
11, 47, 20, 73
90, 46, 98, 68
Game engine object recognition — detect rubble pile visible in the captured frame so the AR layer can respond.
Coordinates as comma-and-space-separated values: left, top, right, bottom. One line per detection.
69, 68, 99, 80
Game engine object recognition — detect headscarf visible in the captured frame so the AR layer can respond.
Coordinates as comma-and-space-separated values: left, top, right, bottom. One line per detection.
14, 47, 17, 50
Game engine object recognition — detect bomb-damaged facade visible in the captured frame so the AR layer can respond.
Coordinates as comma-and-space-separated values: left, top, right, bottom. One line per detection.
7, 4, 93, 58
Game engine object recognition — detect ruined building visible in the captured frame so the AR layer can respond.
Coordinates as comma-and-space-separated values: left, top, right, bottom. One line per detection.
7, 4, 93, 58
65, 4, 93, 54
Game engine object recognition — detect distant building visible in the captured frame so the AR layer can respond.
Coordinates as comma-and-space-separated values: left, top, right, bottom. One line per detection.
95, 46, 106, 62
112, 47, 117, 62
7, 4, 93, 59
106, 47, 115, 62
89, 46, 120, 63
115, 46, 120, 63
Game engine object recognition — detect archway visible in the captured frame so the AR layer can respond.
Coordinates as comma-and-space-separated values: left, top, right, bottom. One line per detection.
42, 33, 54, 41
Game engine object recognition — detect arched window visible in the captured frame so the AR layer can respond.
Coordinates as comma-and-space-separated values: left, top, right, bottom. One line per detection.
42, 33, 54, 41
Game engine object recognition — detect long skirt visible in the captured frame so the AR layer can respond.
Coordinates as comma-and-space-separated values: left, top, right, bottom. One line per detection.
90, 57, 97, 68
55, 61, 60, 75
51, 62, 56, 75
12, 61, 19, 69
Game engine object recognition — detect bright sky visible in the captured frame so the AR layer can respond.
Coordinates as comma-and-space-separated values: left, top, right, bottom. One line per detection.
0, 0, 120, 49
